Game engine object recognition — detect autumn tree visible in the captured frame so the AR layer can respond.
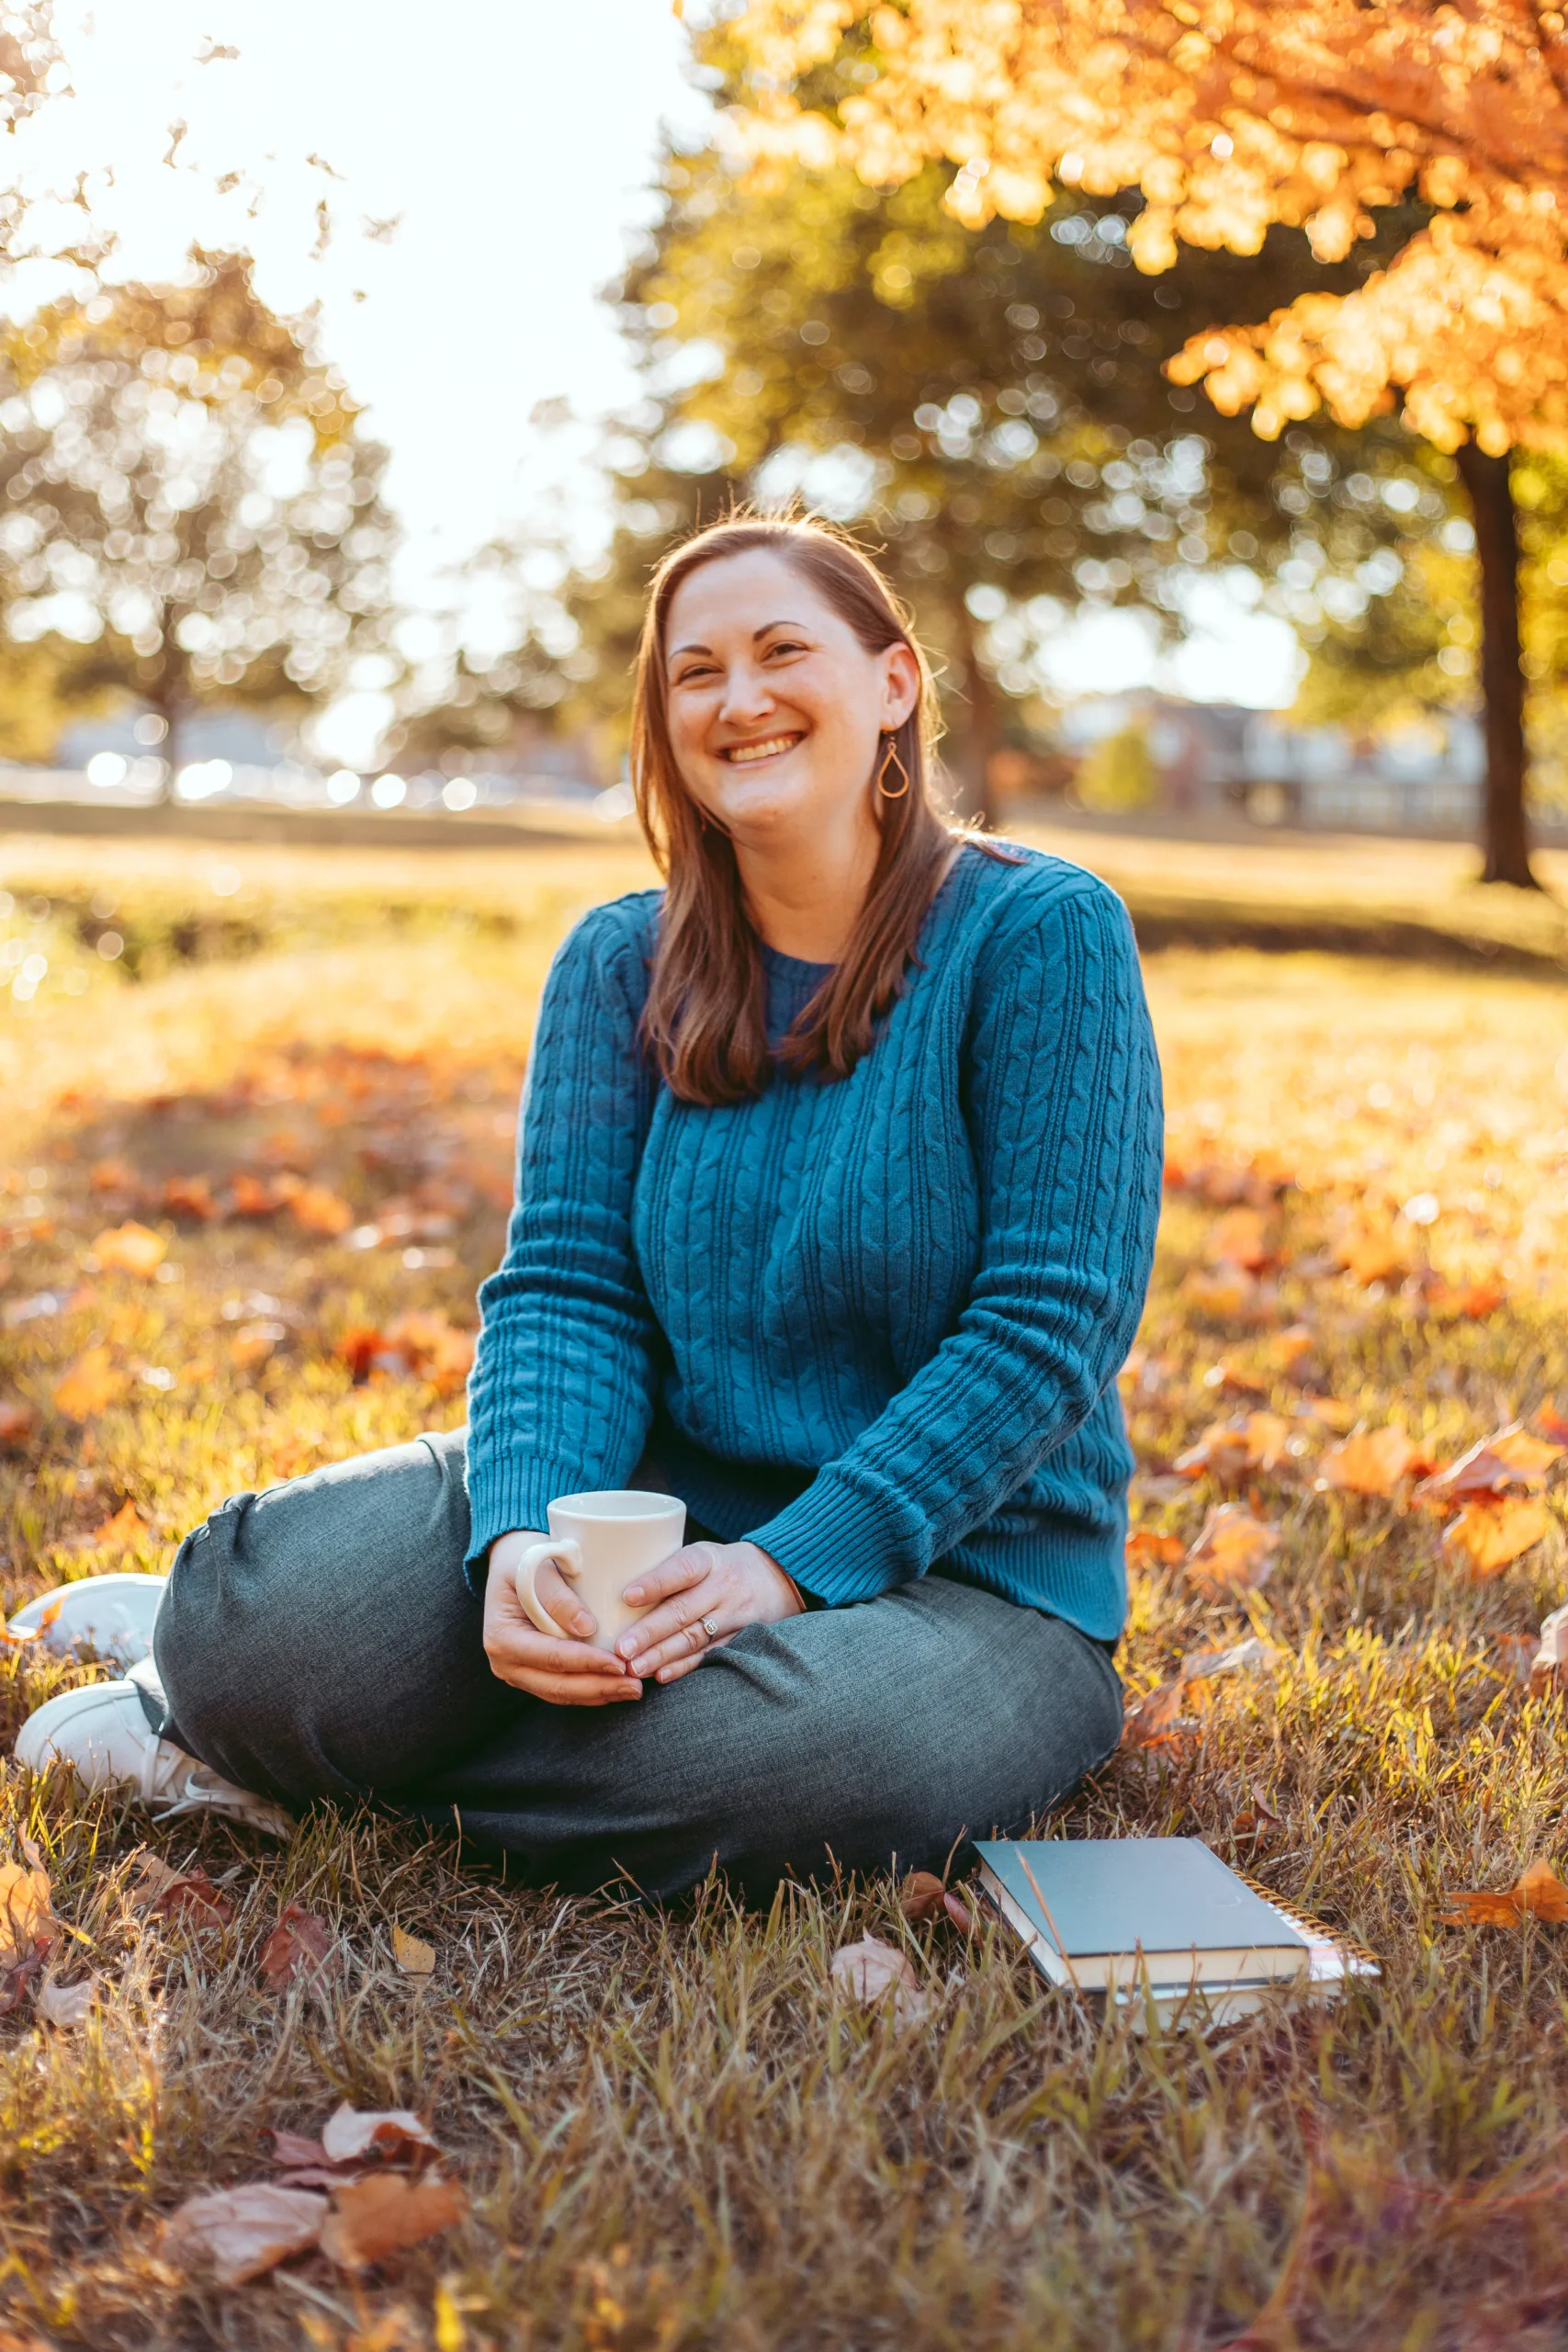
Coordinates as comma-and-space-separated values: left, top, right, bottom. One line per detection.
726, 0, 1568, 882
565, 107, 1430, 817
0, 250, 397, 787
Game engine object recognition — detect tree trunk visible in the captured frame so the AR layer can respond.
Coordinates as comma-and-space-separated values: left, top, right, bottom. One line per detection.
949, 602, 998, 829
1454, 441, 1537, 888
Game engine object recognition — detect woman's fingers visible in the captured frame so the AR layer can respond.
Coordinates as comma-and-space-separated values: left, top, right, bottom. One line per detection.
621, 1585, 722, 1678
620, 1543, 713, 1611
529, 1555, 598, 1643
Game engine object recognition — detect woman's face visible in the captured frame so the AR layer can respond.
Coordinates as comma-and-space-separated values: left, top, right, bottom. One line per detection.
663, 548, 919, 853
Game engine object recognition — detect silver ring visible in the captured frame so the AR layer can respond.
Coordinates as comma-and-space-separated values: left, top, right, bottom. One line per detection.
701, 1613, 720, 1640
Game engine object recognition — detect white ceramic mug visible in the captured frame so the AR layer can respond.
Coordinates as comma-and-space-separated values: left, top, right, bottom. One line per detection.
512, 1489, 687, 1652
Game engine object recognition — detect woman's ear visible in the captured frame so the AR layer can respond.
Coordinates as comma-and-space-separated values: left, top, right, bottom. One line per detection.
880, 640, 921, 732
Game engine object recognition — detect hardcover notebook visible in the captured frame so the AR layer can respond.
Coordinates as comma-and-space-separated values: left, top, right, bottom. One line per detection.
975, 1838, 1378, 2015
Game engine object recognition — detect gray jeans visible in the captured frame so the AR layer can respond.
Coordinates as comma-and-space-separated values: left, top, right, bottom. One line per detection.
149, 1428, 1123, 1900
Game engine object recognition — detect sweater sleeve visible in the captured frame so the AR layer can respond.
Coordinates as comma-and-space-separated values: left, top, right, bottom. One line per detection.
743, 872, 1163, 1606
462, 899, 661, 1587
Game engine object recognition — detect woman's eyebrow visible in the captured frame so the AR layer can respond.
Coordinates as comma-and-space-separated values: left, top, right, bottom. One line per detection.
669, 619, 811, 660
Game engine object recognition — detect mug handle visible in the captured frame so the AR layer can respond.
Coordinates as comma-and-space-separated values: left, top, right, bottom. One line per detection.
512, 1537, 584, 1639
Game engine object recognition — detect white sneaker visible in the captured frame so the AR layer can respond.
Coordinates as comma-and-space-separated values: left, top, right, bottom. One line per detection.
14, 1682, 292, 1838
8, 1573, 168, 1667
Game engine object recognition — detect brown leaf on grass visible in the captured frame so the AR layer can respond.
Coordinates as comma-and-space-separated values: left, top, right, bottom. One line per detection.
1495, 1631, 1539, 1685
319, 2172, 466, 2270
258, 1902, 336, 1987
1266, 1323, 1317, 1378
1314, 1426, 1424, 1498
1232, 1786, 1282, 1838
319, 2104, 438, 2167
0, 1401, 38, 1452
1176, 1411, 1293, 1483
37, 1975, 96, 2029
1122, 1636, 1280, 1752
130, 1855, 235, 1928
288, 1182, 355, 1238
898, 1871, 947, 1923
90, 1497, 146, 1548
1441, 1857, 1568, 1928
1185, 1505, 1280, 1593
391, 1925, 435, 1975
1442, 1498, 1551, 1580
162, 2182, 328, 2286
1125, 1529, 1185, 1570
943, 1890, 976, 1936
271, 2128, 332, 2169
829, 1936, 929, 2022
91, 1220, 167, 1278
162, 1174, 219, 1222
1416, 1423, 1563, 1506
0, 1840, 57, 1971
51, 1345, 127, 1421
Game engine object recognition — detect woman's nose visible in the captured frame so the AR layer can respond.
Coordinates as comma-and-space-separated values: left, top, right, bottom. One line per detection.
716, 666, 774, 726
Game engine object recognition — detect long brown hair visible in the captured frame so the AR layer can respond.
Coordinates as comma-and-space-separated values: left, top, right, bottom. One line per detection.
631, 514, 956, 1106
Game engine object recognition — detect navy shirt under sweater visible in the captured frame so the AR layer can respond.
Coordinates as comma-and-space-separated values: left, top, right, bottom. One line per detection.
465, 841, 1164, 1644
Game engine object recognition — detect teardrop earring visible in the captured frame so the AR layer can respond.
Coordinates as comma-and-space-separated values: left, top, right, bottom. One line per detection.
875, 732, 911, 800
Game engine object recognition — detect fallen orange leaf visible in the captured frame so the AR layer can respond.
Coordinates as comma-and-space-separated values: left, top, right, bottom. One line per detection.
1176, 1411, 1293, 1482
52, 1346, 127, 1421
0, 1839, 57, 1972
1535, 1397, 1568, 1445
91, 1221, 166, 1278
1442, 1498, 1551, 1580
288, 1184, 355, 1238
0, 1401, 38, 1451
390, 1926, 435, 1976
1315, 1426, 1420, 1498
1441, 1857, 1568, 1928
1185, 1505, 1280, 1593
319, 2172, 466, 2270
228, 1170, 280, 1217
90, 1498, 146, 1549
162, 1174, 219, 1222
1417, 1423, 1562, 1505
1204, 1205, 1272, 1272
1337, 1231, 1411, 1287
90, 1157, 139, 1193
1125, 1528, 1185, 1570
130, 1854, 235, 1928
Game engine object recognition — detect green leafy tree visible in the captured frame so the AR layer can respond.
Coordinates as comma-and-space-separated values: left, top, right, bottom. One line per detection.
0, 250, 397, 791
561, 80, 1434, 819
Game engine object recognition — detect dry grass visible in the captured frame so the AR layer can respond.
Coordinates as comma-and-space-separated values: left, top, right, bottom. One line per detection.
0, 839, 1566, 2349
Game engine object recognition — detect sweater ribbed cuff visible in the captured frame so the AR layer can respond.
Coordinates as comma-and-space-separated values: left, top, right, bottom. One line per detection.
745, 1469, 914, 1610
463, 1453, 604, 1594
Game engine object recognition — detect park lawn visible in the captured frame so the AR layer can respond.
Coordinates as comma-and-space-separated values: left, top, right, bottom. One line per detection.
0, 840, 1565, 2350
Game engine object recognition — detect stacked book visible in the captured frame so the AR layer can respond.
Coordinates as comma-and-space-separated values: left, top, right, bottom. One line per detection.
975, 1837, 1378, 2027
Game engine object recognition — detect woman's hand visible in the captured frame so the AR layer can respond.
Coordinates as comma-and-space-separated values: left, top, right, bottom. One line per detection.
615, 1540, 804, 1685
482, 1530, 642, 1706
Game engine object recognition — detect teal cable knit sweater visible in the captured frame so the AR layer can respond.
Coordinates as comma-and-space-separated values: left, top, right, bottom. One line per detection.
465, 842, 1163, 1642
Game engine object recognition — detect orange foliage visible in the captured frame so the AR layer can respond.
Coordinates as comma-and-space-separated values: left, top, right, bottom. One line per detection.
729, 0, 1568, 451
1442, 1857, 1568, 1928
91, 1221, 166, 1278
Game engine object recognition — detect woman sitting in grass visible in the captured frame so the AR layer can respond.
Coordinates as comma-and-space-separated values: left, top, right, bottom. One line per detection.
16, 516, 1163, 1898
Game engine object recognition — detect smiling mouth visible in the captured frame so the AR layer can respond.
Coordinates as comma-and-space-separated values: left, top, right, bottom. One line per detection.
718, 733, 804, 765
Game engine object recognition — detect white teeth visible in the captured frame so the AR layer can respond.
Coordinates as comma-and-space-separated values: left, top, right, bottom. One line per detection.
724, 736, 797, 764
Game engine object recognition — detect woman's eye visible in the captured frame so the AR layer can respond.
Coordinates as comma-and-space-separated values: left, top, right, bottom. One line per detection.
765, 639, 807, 659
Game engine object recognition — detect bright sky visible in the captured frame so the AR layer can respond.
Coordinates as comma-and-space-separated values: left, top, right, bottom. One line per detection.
1, 2, 1299, 755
